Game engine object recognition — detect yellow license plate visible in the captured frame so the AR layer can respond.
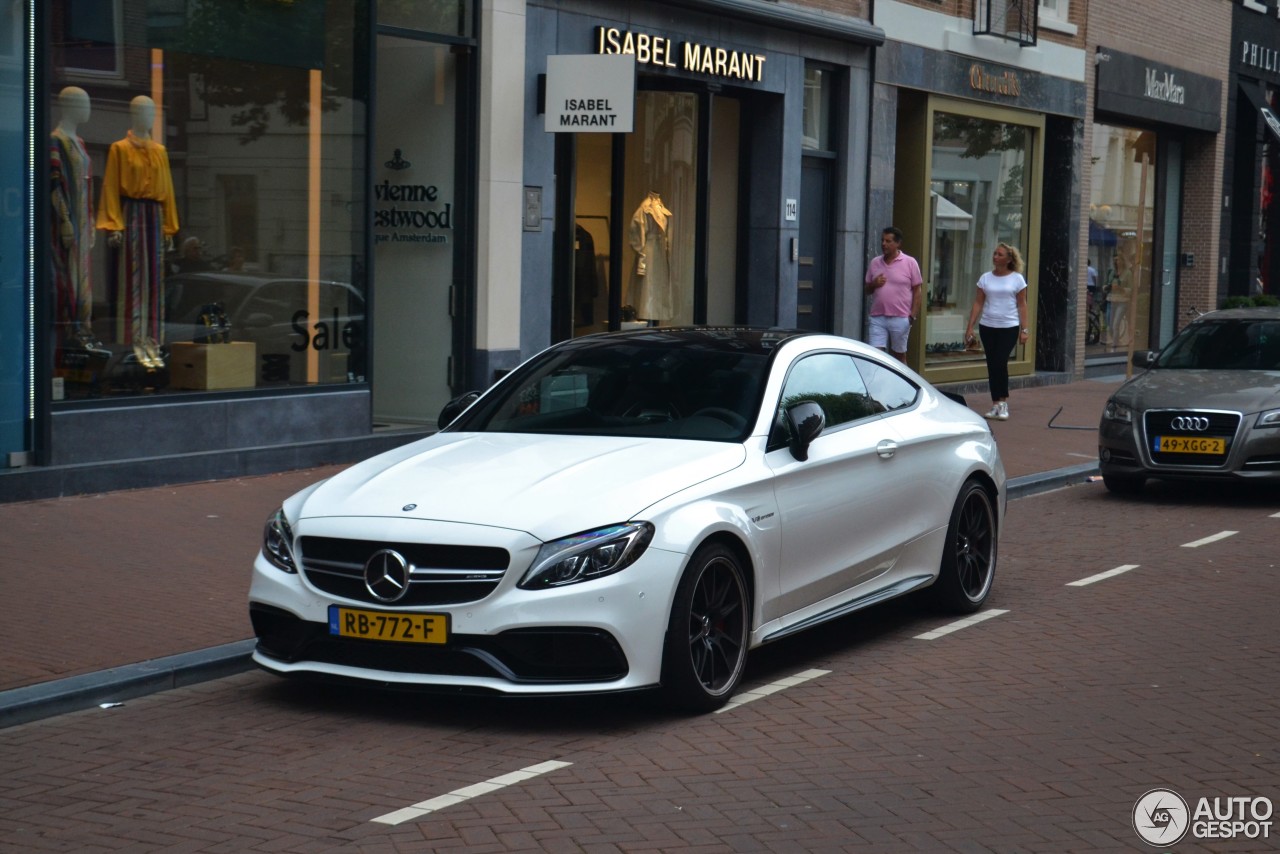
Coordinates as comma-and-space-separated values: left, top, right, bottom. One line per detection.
329, 607, 449, 644
1155, 435, 1225, 455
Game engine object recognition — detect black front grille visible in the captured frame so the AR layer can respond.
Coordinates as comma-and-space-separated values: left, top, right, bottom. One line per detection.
298, 536, 510, 606
1144, 410, 1240, 467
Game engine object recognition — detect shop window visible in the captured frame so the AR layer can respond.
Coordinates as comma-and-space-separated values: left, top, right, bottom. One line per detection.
924, 111, 1033, 369
802, 64, 831, 152
49, 0, 368, 400
570, 90, 738, 335
623, 92, 699, 327
1087, 124, 1156, 357
572, 133, 614, 337
378, 0, 472, 39
59, 0, 122, 77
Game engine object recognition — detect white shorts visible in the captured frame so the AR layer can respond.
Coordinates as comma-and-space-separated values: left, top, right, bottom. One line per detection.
868, 315, 911, 353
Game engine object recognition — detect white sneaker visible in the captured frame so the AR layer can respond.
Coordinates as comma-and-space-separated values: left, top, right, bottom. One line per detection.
983, 404, 1001, 419
983, 402, 1009, 421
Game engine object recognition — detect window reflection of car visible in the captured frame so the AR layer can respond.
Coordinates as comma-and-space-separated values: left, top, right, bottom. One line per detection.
165, 272, 365, 384
1099, 307, 1280, 494
249, 327, 1006, 712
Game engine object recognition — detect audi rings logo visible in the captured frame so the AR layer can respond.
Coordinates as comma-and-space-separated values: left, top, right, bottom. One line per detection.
363, 549, 411, 602
1171, 415, 1210, 431
1134, 788, 1190, 846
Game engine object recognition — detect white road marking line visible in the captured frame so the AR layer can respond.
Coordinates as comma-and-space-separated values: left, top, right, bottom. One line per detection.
1181, 531, 1239, 548
371, 760, 572, 825
716, 668, 830, 714
1271, 511, 1280, 518
1067, 564, 1140, 587
914, 608, 1008, 641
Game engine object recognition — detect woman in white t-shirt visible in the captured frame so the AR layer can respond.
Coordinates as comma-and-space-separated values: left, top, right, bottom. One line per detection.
963, 243, 1029, 421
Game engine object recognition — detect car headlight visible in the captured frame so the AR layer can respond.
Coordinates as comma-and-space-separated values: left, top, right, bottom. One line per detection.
519, 522, 655, 590
1256, 408, 1280, 429
262, 508, 298, 573
1103, 399, 1133, 423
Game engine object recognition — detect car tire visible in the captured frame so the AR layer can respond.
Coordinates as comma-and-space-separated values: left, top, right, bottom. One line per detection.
661, 542, 750, 713
1102, 472, 1146, 495
929, 479, 997, 613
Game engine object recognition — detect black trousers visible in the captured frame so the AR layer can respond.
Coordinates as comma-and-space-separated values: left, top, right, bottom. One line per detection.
978, 324, 1020, 401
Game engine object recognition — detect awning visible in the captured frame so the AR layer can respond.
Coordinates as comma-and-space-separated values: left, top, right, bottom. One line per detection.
931, 192, 972, 231
1089, 218, 1117, 247
1242, 82, 1280, 144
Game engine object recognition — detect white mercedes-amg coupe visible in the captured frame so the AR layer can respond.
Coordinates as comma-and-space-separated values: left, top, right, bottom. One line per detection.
250, 328, 1005, 711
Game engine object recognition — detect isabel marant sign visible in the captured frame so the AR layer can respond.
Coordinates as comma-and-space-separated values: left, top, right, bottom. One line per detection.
1095, 47, 1221, 133
545, 54, 636, 133
594, 27, 768, 84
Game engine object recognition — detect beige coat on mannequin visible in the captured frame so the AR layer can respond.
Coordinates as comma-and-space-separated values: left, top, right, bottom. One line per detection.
628, 192, 673, 321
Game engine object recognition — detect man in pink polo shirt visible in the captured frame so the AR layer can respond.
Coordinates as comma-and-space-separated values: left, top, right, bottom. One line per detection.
864, 226, 923, 363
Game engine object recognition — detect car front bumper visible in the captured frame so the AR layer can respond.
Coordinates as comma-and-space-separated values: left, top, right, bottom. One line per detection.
248, 543, 688, 695
1099, 414, 1280, 482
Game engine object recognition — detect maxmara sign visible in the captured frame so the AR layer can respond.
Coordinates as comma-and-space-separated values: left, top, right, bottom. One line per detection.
1095, 47, 1221, 133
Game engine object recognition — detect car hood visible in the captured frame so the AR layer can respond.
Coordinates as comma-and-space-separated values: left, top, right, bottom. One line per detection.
294, 432, 747, 540
1119, 369, 1280, 414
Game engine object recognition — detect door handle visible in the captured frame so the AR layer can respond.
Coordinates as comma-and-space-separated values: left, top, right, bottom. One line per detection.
876, 439, 898, 459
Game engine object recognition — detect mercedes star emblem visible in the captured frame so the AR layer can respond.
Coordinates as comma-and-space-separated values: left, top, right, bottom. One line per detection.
363, 549, 411, 602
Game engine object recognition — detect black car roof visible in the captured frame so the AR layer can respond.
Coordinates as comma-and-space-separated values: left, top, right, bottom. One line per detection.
567, 326, 818, 356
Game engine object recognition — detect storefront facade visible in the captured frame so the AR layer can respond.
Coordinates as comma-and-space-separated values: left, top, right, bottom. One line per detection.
511, 0, 882, 371
870, 0, 1087, 385
1227, 0, 1280, 300
4, 1, 479, 498
1087, 48, 1221, 365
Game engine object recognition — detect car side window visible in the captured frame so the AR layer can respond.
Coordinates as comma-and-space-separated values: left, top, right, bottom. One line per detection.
853, 357, 919, 413
777, 352, 884, 433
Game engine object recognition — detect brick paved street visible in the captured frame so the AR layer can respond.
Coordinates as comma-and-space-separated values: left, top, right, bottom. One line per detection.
2, 479, 1278, 852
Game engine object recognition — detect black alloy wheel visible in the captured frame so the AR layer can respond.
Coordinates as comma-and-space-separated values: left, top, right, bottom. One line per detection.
930, 479, 997, 612
661, 543, 749, 712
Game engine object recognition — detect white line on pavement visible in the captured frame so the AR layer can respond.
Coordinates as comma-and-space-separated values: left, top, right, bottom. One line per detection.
1271, 511, 1280, 518
1067, 564, 1140, 587
914, 609, 1008, 641
1181, 531, 1239, 548
715, 668, 830, 714
371, 760, 572, 825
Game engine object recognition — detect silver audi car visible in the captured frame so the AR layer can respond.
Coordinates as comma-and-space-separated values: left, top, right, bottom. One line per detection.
1098, 307, 1280, 493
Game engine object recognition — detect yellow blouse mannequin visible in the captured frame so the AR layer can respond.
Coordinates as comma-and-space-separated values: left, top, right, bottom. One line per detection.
96, 96, 179, 238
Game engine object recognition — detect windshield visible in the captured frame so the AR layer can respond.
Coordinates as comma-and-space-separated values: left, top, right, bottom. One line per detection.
1155, 318, 1280, 370
452, 337, 769, 441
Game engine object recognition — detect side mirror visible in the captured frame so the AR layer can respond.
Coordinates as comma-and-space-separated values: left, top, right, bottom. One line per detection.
437, 391, 481, 429
1131, 350, 1157, 369
785, 401, 826, 461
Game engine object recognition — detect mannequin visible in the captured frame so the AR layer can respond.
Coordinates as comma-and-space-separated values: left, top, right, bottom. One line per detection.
628, 191, 674, 321
51, 86, 96, 339
96, 95, 180, 369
